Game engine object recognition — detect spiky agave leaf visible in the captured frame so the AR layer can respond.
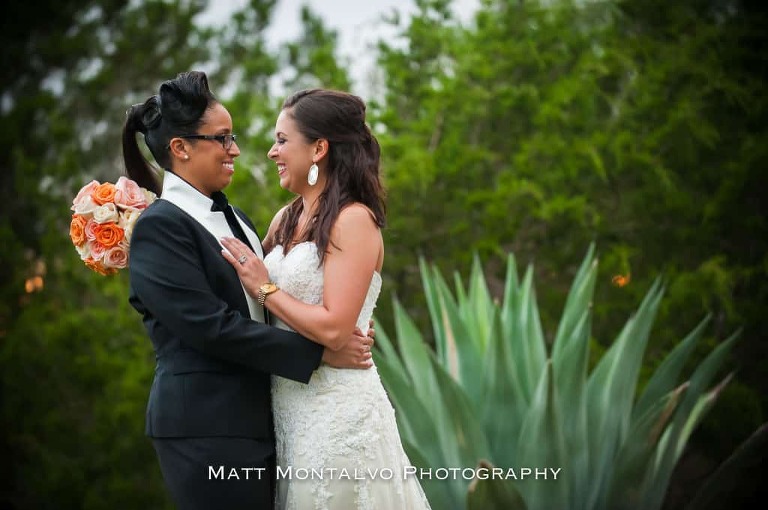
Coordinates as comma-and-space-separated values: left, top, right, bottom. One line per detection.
632, 315, 711, 421
552, 308, 592, 508
638, 331, 739, 509
512, 265, 549, 405
488, 252, 530, 466
684, 422, 768, 510
429, 354, 491, 468
375, 248, 736, 510
516, 361, 570, 509
550, 245, 597, 508
463, 254, 496, 354
419, 259, 483, 402
374, 352, 444, 467
585, 278, 665, 510
606, 382, 689, 509
391, 298, 442, 429
551, 242, 598, 361
381, 296, 491, 508
480, 304, 527, 469
402, 437, 458, 510
466, 460, 527, 510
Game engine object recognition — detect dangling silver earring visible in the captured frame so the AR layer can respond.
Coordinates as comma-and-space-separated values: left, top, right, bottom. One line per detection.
308, 163, 319, 186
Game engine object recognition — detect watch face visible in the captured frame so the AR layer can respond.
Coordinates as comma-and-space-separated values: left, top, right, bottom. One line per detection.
262, 283, 278, 293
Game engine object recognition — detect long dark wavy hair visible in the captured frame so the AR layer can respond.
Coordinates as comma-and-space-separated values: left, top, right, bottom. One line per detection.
269, 89, 386, 265
122, 71, 217, 195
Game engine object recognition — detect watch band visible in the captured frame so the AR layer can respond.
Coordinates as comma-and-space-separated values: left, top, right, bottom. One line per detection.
258, 283, 278, 306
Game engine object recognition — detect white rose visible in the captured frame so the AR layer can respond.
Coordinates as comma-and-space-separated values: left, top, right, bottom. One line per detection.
119, 209, 141, 240
143, 189, 157, 204
75, 242, 91, 261
72, 195, 99, 218
92, 202, 119, 224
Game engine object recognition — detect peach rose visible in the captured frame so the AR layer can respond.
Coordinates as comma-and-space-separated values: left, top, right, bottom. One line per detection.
72, 180, 99, 210
94, 223, 124, 249
103, 243, 129, 269
91, 182, 117, 205
69, 215, 88, 247
89, 240, 107, 260
115, 176, 149, 210
84, 257, 117, 276
85, 218, 99, 241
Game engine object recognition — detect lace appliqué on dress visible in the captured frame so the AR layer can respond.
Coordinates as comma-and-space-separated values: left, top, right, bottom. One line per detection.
266, 242, 431, 510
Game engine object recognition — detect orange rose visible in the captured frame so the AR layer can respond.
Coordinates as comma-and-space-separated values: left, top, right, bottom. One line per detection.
69, 215, 88, 247
91, 182, 117, 205
94, 223, 125, 248
84, 257, 118, 276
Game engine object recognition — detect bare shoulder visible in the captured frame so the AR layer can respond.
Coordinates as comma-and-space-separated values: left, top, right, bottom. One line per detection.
337, 203, 378, 227
333, 203, 380, 238
331, 203, 382, 247
330, 203, 384, 270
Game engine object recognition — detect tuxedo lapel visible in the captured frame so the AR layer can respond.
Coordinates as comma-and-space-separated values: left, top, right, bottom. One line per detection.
159, 171, 266, 323
233, 209, 273, 326
232, 211, 264, 259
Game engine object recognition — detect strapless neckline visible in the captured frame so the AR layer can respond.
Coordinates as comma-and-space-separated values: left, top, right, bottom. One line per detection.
269, 241, 382, 283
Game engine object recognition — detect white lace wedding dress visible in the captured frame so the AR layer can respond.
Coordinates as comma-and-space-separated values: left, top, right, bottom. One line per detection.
265, 242, 432, 510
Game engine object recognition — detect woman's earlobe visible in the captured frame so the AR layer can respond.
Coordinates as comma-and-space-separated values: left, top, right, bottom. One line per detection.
316, 139, 329, 158
168, 138, 189, 160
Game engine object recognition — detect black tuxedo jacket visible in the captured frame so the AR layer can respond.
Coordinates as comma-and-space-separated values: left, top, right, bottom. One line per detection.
128, 197, 323, 440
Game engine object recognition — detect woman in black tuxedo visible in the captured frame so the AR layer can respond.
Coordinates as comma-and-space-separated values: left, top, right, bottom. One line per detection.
122, 71, 374, 509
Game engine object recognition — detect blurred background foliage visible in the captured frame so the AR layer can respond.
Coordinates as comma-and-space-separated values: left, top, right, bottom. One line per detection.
0, 0, 765, 508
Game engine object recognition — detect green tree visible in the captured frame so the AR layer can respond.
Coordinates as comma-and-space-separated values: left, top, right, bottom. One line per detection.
218, 2, 354, 231
207, 0, 285, 231
1, 1, 216, 506
281, 5, 352, 92
373, 0, 766, 504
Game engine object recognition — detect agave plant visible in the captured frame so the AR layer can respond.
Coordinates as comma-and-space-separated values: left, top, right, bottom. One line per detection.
374, 245, 736, 510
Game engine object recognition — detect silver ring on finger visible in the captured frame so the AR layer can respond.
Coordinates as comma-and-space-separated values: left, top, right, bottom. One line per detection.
238, 254, 248, 265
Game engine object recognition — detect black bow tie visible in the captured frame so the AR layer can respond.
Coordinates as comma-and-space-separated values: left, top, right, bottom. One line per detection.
210, 191, 255, 253
210, 191, 229, 212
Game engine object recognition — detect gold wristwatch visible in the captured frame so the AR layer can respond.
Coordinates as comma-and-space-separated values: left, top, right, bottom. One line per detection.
258, 282, 279, 306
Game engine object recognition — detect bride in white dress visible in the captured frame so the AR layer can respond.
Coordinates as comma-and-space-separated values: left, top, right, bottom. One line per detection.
221, 89, 431, 510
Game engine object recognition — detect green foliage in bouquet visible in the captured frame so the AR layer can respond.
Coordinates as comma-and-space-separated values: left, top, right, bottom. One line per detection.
374, 245, 737, 510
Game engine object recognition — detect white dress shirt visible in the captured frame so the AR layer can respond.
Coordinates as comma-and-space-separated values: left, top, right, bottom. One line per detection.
159, 170, 266, 323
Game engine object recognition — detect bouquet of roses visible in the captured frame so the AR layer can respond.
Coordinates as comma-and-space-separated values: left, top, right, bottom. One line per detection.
70, 176, 157, 275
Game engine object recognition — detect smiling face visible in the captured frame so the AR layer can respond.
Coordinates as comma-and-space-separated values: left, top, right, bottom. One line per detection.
267, 109, 320, 194
174, 102, 240, 196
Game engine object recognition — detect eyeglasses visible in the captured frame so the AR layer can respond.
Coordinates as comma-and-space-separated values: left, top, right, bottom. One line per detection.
178, 133, 238, 150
